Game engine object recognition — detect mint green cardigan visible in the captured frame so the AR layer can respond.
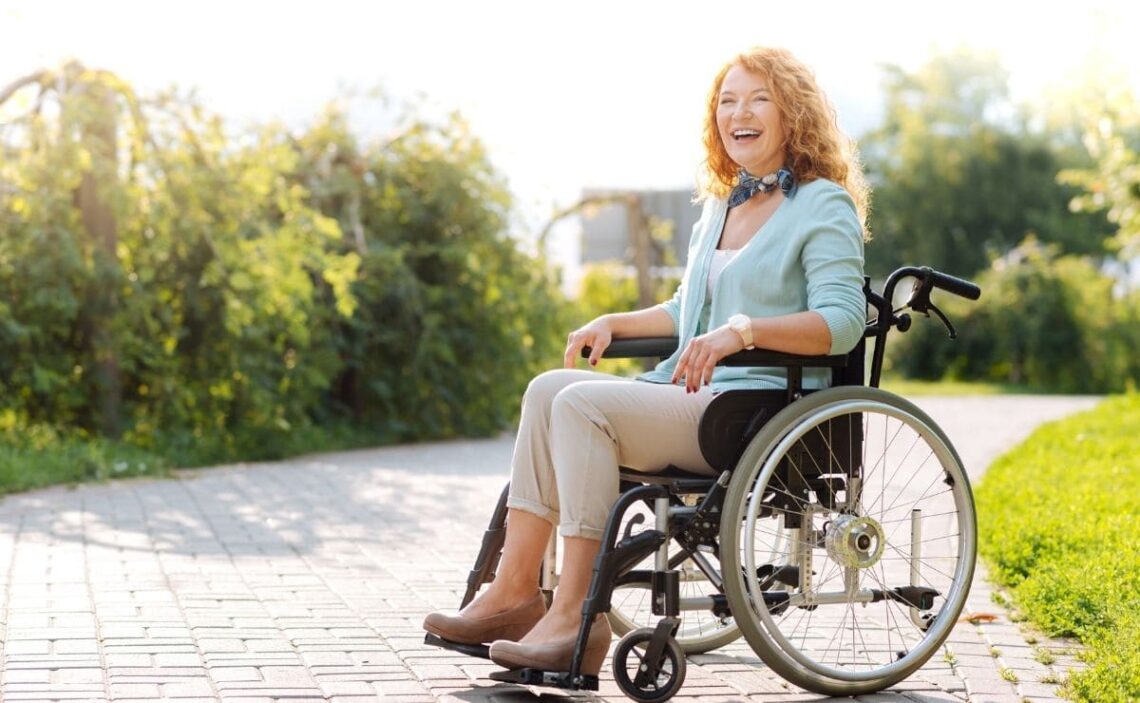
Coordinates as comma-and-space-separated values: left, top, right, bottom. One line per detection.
638, 178, 866, 391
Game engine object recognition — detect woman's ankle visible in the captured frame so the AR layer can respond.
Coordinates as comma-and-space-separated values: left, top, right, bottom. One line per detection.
494, 576, 541, 601
544, 603, 585, 630
467, 580, 539, 613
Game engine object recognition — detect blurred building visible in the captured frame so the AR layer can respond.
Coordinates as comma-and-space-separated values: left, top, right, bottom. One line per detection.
578, 188, 701, 267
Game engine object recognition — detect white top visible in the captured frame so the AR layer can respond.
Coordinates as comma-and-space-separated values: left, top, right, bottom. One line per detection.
706, 247, 741, 298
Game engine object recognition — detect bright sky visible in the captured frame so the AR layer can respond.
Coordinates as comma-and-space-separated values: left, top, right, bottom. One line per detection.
2, 0, 1138, 250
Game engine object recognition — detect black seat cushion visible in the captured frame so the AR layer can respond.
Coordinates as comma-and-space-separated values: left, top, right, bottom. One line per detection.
618, 465, 716, 492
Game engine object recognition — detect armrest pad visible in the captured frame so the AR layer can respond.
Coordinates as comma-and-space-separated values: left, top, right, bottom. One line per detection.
584, 337, 679, 359
582, 337, 847, 367
720, 349, 848, 368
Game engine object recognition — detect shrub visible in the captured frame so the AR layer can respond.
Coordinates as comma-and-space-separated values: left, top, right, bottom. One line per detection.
886, 239, 1140, 392
0, 69, 569, 487
573, 263, 681, 376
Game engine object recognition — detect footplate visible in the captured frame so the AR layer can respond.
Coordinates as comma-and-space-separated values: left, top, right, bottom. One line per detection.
489, 667, 599, 691
423, 633, 490, 659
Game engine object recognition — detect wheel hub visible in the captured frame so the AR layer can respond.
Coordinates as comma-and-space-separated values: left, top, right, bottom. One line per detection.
825, 514, 885, 568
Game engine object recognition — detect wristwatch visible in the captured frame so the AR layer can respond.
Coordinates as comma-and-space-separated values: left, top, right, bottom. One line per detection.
728, 313, 755, 350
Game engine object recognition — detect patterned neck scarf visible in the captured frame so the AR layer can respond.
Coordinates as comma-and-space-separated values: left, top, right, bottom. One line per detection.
727, 167, 796, 208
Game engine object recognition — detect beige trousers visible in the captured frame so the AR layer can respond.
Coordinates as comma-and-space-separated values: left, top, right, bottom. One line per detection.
506, 369, 718, 540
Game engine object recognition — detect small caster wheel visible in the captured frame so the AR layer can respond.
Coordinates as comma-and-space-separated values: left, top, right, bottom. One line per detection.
612, 627, 686, 702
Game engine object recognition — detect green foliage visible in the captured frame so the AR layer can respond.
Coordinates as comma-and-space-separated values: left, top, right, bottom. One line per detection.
862, 49, 1114, 278
573, 262, 680, 376
865, 51, 1140, 391
293, 107, 569, 438
886, 240, 1140, 393
1, 73, 362, 453
977, 394, 1140, 702
575, 262, 681, 323
876, 377, 1024, 396
0, 417, 169, 495
0, 66, 568, 488
1061, 90, 1140, 258
127, 121, 360, 451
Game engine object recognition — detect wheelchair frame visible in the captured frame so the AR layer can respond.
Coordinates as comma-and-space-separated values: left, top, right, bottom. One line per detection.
425, 266, 982, 700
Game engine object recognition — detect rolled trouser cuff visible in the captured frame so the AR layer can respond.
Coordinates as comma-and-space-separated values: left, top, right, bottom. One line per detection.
558, 520, 605, 541
505, 496, 559, 527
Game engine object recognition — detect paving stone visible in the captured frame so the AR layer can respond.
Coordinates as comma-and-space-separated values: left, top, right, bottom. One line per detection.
893, 691, 967, 702
208, 665, 263, 682
107, 682, 163, 698
1020, 681, 1065, 698
161, 680, 217, 697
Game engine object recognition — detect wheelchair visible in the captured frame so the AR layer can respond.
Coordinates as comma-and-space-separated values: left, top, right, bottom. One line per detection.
425, 265, 982, 701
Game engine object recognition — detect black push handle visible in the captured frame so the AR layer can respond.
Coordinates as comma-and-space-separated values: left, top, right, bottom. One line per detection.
925, 267, 981, 300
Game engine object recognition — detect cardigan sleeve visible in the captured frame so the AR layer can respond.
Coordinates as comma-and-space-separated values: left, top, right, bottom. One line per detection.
655, 284, 682, 333
800, 187, 866, 355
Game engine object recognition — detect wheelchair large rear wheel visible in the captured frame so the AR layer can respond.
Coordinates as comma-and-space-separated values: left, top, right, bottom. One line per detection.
721, 386, 976, 696
607, 498, 740, 653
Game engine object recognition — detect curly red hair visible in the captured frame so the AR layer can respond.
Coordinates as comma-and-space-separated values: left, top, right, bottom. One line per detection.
699, 47, 870, 238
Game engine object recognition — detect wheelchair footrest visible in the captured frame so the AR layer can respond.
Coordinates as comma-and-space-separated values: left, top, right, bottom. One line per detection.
423, 633, 490, 660
489, 667, 599, 691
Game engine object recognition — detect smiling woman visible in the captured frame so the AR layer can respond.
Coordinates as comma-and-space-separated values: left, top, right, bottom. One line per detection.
717, 68, 787, 179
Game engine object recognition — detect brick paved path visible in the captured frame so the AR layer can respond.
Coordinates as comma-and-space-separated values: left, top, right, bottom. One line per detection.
0, 396, 1099, 702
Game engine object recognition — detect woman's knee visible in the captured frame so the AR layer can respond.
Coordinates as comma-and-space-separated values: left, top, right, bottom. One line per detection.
550, 383, 616, 442
524, 369, 581, 407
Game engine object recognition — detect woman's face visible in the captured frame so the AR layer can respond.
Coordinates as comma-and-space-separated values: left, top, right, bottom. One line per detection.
716, 65, 786, 175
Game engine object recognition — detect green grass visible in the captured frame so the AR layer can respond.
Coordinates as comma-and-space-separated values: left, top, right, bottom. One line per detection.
1035, 647, 1058, 665
0, 426, 170, 494
878, 375, 1034, 396
0, 420, 391, 497
976, 392, 1140, 703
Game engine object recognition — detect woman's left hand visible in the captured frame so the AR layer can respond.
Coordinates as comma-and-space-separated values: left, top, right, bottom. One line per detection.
671, 325, 746, 393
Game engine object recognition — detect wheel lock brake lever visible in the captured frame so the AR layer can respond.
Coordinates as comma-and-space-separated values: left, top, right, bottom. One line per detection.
907, 276, 957, 338
926, 303, 957, 339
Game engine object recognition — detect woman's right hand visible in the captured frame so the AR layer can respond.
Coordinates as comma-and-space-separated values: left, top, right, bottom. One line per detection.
563, 316, 614, 368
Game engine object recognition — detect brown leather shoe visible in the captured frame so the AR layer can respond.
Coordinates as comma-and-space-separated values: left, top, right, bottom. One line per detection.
488, 614, 612, 676
423, 592, 546, 645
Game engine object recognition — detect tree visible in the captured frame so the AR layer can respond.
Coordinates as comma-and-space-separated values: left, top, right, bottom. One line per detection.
0, 64, 360, 454
0, 62, 153, 436
1061, 89, 1140, 261
861, 49, 1114, 278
